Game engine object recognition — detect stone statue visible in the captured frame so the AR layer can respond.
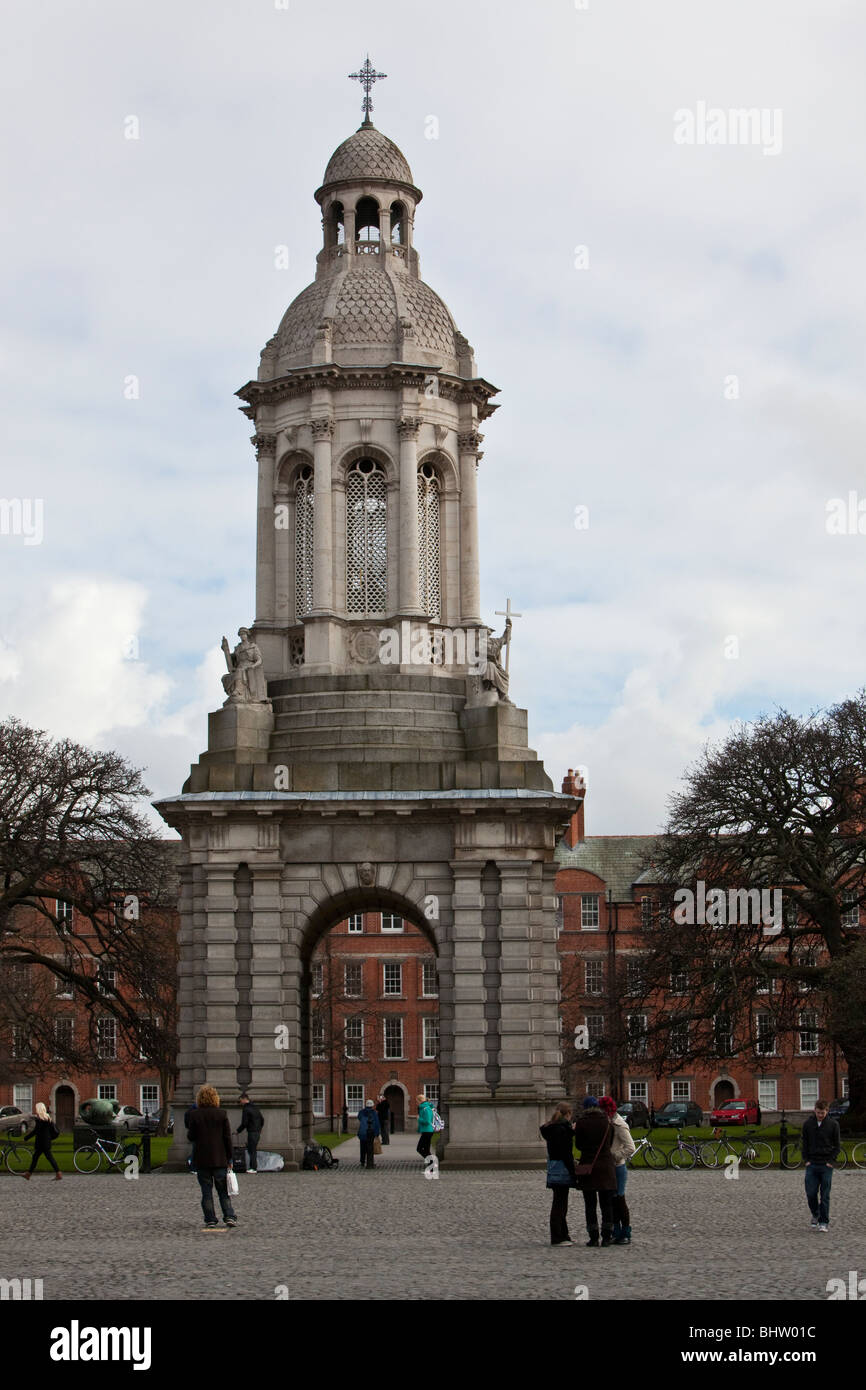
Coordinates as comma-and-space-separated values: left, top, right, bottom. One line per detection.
358, 862, 376, 886
221, 628, 271, 707
482, 619, 512, 704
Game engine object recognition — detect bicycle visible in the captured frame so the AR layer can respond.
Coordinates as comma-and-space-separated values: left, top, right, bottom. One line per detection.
780, 1136, 864, 1171
701, 1128, 773, 1171
627, 1134, 668, 1170
668, 1130, 710, 1170
0, 1138, 31, 1174
72, 1130, 141, 1174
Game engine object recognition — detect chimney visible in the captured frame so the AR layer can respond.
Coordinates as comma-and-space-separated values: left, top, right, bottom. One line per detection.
561, 767, 586, 848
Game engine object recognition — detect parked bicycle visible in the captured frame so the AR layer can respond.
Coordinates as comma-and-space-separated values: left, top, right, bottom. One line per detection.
0, 1138, 31, 1174
780, 1136, 866, 1170
72, 1130, 141, 1174
627, 1133, 668, 1169
701, 1128, 774, 1171
668, 1130, 711, 1169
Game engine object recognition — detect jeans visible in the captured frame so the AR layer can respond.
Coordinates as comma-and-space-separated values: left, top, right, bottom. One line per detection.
196, 1167, 236, 1224
613, 1164, 630, 1237
805, 1163, 833, 1224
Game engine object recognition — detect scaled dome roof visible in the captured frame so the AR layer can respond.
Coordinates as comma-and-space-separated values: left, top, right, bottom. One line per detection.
321, 125, 414, 189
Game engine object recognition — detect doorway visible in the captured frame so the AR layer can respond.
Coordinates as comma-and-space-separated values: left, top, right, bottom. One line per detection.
55, 1085, 75, 1131
384, 1085, 405, 1133
714, 1079, 735, 1106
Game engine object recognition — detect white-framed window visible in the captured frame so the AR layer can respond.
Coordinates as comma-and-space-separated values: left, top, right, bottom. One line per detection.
422, 1017, 439, 1059
757, 1078, 777, 1111
346, 458, 387, 614
841, 888, 860, 929
295, 465, 314, 619
799, 1077, 820, 1110
11, 1025, 30, 1059
381, 913, 403, 933
842, 1076, 850, 1098
140, 1084, 160, 1116
629, 1081, 648, 1102
311, 962, 323, 997
97, 1083, 117, 1102
672, 1080, 691, 1100
97, 963, 117, 996
139, 1016, 160, 1063
640, 896, 657, 929
554, 895, 564, 935
423, 1083, 439, 1106
53, 1017, 73, 1056
56, 899, 73, 931
346, 1083, 364, 1115
344, 963, 363, 997
586, 1014, 605, 1048
345, 1017, 363, 1058
797, 951, 816, 990
785, 897, 800, 930
421, 959, 437, 997
798, 1011, 819, 1055
714, 1014, 735, 1057
755, 1012, 776, 1056
383, 962, 402, 996
585, 1079, 605, 1097
585, 960, 604, 995
54, 956, 73, 1000
13, 1084, 33, 1112
384, 1017, 403, 1059
96, 1017, 117, 1059
670, 1022, 689, 1056
312, 1084, 326, 1118
626, 1013, 648, 1057
312, 1017, 326, 1059
669, 965, 688, 995
756, 973, 776, 995
626, 959, 644, 995
346, 914, 364, 934
417, 464, 441, 621
581, 895, 599, 931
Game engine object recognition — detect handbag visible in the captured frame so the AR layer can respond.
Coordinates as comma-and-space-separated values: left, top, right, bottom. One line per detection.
373, 1137, 382, 1154
546, 1159, 573, 1188
226, 1168, 239, 1196
575, 1121, 610, 1178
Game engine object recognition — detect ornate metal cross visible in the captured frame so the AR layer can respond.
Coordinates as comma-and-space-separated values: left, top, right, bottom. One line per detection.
349, 55, 387, 125
495, 598, 522, 673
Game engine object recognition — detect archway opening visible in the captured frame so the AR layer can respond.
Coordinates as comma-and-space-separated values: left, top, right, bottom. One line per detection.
714, 1079, 735, 1105
304, 900, 440, 1143
54, 1084, 75, 1132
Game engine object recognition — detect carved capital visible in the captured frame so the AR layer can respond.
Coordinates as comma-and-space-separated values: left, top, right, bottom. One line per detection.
310, 417, 335, 441
458, 430, 484, 453
397, 417, 422, 441
251, 432, 278, 457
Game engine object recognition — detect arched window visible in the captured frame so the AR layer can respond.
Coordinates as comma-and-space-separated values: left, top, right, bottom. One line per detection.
355, 196, 380, 244
347, 459, 387, 613
390, 201, 406, 245
329, 201, 345, 248
295, 466, 314, 617
417, 464, 441, 620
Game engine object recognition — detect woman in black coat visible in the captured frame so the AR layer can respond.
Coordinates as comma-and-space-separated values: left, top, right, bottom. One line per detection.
572, 1097, 616, 1246
540, 1102, 576, 1245
23, 1102, 61, 1180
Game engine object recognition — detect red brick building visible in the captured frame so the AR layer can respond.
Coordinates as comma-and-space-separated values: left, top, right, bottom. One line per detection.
554, 770, 850, 1118
311, 911, 439, 1133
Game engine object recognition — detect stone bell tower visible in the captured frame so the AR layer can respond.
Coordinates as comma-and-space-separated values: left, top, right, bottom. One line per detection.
157, 67, 576, 1167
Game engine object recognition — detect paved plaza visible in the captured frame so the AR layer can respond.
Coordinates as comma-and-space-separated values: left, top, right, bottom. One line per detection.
1, 1147, 863, 1301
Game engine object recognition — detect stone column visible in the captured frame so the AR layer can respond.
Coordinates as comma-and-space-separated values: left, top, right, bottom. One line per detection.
457, 431, 483, 624
253, 433, 278, 623
310, 417, 334, 613
343, 206, 356, 255
378, 206, 390, 246
274, 482, 290, 625
398, 417, 423, 615
246, 857, 297, 1159
201, 857, 240, 1094
447, 861, 490, 1096
496, 859, 547, 1098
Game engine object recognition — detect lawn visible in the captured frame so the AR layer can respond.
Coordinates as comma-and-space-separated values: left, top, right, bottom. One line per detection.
1, 1129, 352, 1175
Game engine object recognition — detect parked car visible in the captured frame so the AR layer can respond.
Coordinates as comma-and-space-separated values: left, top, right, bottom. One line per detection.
617, 1100, 651, 1129
112, 1105, 148, 1133
828, 1098, 850, 1119
654, 1101, 704, 1128
0, 1106, 31, 1136
709, 1098, 761, 1126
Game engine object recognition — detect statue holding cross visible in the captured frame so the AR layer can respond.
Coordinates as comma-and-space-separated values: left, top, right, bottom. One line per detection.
481, 599, 522, 704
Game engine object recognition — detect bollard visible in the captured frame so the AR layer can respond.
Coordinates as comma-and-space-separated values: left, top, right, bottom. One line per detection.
779, 1110, 788, 1165
141, 1125, 152, 1174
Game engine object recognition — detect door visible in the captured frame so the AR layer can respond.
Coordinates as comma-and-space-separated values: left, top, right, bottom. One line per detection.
55, 1086, 75, 1132
384, 1085, 404, 1133
714, 1080, 735, 1106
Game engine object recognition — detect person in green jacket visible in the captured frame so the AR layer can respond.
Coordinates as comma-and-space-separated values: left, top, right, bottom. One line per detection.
416, 1094, 435, 1159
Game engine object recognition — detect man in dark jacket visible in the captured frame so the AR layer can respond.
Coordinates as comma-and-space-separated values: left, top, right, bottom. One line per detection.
801, 1099, 841, 1231
187, 1085, 237, 1229
237, 1093, 264, 1174
375, 1095, 391, 1145
572, 1097, 617, 1247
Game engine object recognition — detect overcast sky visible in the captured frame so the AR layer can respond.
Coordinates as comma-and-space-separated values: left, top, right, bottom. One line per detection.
1, 0, 864, 835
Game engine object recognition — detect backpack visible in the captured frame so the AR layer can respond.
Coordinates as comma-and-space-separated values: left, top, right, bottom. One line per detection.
431, 1108, 445, 1132
302, 1141, 336, 1171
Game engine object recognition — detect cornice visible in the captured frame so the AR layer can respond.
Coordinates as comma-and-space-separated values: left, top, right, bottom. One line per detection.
236, 364, 500, 421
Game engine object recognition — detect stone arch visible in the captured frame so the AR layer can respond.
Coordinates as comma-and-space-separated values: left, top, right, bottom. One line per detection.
275, 448, 314, 494
711, 1075, 738, 1105
50, 1081, 79, 1132
417, 447, 458, 494
335, 441, 397, 486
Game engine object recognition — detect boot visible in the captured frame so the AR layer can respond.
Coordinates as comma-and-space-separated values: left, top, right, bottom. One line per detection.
55, 1170, 62, 1181
601, 1225, 614, 1247
585, 1227, 599, 1247
614, 1225, 632, 1245
23, 1171, 31, 1180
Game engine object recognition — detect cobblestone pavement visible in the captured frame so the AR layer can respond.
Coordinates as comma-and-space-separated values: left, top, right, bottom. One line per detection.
1, 1166, 863, 1301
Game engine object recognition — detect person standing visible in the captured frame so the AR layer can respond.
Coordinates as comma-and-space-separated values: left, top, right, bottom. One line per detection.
22, 1102, 61, 1181
599, 1096, 636, 1243
802, 1098, 841, 1232
184, 1101, 197, 1173
376, 1094, 391, 1145
357, 1100, 380, 1168
186, 1085, 237, 1229
540, 1102, 576, 1246
237, 1092, 264, 1174
572, 1097, 617, 1247
416, 1093, 434, 1160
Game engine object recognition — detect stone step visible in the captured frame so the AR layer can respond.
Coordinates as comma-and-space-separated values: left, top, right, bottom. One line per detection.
273, 708, 462, 733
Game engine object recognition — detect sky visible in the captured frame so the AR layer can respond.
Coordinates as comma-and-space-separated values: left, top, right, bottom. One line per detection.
1, 0, 865, 835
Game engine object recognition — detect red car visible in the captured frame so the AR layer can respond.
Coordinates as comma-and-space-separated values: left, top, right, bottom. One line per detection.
709, 1098, 761, 1126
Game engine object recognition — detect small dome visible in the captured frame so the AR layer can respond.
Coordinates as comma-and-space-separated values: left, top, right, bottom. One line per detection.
320, 126, 414, 190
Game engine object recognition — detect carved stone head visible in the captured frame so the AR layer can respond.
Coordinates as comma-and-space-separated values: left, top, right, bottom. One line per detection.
358, 862, 375, 887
